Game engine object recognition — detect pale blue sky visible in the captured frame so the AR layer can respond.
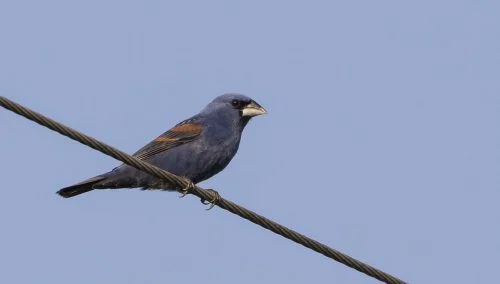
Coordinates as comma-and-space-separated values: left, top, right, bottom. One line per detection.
1, 1, 499, 283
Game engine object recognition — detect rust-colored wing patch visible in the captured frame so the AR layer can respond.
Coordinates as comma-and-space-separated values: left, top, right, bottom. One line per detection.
133, 120, 203, 161
170, 123, 203, 134
154, 136, 178, 143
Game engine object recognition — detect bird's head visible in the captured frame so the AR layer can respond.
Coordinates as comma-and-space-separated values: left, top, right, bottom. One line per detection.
203, 93, 267, 127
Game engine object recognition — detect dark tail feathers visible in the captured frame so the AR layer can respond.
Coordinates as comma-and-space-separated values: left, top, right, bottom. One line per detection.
57, 176, 106, 198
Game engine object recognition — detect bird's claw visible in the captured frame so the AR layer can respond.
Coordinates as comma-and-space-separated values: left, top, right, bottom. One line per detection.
201, 189, 220, 210
178, 179, 195, 198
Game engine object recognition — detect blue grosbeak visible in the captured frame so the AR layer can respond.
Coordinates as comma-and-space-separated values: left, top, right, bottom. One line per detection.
57, 94, 267, 198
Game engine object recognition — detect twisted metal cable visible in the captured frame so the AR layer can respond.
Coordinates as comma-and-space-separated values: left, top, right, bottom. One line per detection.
0, 96, 407, 284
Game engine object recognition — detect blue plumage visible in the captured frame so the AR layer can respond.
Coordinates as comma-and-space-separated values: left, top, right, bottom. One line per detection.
57, 93, 267, 198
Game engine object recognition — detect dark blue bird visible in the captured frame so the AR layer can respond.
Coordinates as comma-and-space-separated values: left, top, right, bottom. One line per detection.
57, 94, 267, 198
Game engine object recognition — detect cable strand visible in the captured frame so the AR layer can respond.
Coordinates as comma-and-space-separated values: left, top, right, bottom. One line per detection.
0, 96, 407, 284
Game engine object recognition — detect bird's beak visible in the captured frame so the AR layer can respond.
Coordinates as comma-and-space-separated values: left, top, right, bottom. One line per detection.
242, 100, 268, 117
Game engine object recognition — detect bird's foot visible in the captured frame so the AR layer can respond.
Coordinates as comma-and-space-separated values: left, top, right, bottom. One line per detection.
178, 179, 195, 198
200, 189, 220, 210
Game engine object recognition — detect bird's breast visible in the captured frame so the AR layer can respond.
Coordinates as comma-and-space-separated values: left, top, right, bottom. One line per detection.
192, 126, 241, 179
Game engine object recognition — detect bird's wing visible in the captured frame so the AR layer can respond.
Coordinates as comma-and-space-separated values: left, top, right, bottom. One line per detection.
132, 119, 203, 161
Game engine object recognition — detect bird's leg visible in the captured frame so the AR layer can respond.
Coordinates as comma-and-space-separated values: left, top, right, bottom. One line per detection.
178, 178, 195, 198
200, 189, 221, 210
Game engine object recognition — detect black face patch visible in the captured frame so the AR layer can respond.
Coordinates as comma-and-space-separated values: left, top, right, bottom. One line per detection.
231, 99, 250, 109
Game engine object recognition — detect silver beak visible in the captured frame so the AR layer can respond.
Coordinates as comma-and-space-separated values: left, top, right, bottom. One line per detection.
241, 100, 268, 117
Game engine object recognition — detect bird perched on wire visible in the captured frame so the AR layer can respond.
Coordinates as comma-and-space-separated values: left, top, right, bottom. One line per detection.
57, 93, 267, 204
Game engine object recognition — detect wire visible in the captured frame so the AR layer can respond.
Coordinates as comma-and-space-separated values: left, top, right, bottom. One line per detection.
0, 96, 407, 284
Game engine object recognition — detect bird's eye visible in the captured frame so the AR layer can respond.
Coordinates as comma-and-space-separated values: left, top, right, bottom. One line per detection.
231, 100, 241, 108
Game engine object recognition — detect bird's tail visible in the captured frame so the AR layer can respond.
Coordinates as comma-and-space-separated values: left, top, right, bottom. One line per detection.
57, 176, 106, 198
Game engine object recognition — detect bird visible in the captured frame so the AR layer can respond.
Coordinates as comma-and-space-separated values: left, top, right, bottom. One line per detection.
57, 93, 267, 200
